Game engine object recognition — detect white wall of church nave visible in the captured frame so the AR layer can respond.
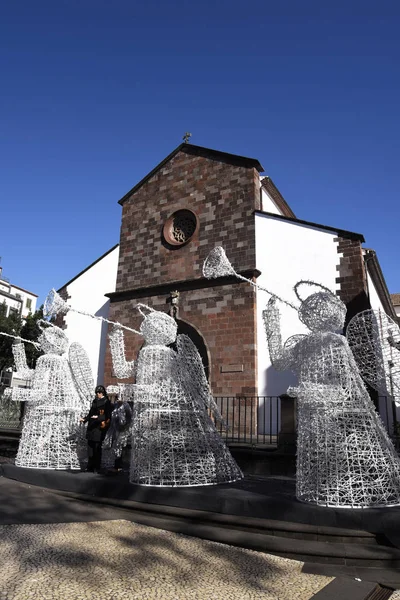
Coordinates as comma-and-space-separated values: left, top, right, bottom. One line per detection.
260, 187, 285, 215
63, 246, 119, 385
255, 213, 340, 399
365, 271, 386, 313
365, 270, 399, 427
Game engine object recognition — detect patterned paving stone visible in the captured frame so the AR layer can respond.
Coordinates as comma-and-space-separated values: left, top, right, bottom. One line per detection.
0, 520, 332, 600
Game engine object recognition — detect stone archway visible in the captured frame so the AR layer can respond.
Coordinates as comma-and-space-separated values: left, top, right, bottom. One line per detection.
175, 319, 210, 381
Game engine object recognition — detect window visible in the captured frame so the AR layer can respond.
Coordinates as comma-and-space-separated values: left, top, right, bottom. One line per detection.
26, 298, 32, 310
162, 209, 199, 247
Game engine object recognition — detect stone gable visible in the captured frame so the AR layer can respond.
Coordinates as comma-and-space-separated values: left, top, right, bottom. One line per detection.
106, 147, 261, 396
116, 149, 260, 293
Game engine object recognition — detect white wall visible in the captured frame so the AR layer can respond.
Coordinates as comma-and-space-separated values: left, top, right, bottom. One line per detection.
260, 187, 284, 215
62, 246, 119, 385
9, 286, 37, 318
366, 272, 386, 313
365, 271, 400, 430
0, 280, 37, 318
255, 213, 341, 399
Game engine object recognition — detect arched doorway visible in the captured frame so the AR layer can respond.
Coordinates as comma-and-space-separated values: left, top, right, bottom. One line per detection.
175, 319, 210, 380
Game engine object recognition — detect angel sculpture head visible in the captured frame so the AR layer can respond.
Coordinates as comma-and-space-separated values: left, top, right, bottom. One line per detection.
295, 282, 346, 333
38, 321, 68, 355
138, 306, 178, 346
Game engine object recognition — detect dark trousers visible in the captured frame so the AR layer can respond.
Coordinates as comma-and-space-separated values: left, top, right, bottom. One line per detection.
87, 440, 102, 471
114, 455, 123, 470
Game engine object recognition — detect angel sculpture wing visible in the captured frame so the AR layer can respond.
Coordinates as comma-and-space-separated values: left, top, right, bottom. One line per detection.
175, 334, 225, 426
68, 342, 94, 413
346, 309, 400, 405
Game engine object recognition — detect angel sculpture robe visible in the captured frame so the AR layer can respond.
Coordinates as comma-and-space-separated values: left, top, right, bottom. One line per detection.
264, 290, 400, 508
9, 326, 92, 470
109, 310, 243, 486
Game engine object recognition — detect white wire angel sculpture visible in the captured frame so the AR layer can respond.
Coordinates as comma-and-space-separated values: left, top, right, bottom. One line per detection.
202, 247, 400, 507
263, 282, 400, 508
108, 305, 243, 487
7, 322, 93, 470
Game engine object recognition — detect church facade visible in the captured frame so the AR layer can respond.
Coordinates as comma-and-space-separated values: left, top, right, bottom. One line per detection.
58, 142, 397, 427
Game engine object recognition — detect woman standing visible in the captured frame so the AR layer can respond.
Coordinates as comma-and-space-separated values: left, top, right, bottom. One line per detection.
80, 385, 112, 472
103, 394, 132, 472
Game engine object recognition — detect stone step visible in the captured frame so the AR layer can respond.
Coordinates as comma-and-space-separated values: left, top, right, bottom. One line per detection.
302, 562, 400, 589
50, 488, 400, 573
311, 578, 393, 600
59, 488, 382, 546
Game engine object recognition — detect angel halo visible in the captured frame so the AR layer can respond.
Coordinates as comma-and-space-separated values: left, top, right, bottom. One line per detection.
294, 281, 347, 333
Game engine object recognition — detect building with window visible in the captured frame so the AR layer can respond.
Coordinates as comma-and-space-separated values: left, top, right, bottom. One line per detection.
57, 143, 398, 438
391, 293, 400, 322
0, 265, 38, 319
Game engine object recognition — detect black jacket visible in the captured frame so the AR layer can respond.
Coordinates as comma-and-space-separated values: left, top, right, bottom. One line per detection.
83, 396, 112, 442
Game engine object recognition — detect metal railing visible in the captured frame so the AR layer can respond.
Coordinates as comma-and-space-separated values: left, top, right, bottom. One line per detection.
0, 391, 22, 430
2, 393, 398, 453
213, 396, 281, 448
378, 395, 398, 433
378, 395, 400, 454
0, 395, 283, 452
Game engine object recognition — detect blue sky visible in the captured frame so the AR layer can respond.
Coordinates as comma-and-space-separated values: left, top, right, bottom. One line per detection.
1, 1, 400, 306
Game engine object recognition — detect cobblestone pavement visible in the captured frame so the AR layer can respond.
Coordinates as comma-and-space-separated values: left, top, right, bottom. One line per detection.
0, 519, 333, 600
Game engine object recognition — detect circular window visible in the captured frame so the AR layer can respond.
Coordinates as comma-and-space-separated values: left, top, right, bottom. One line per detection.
163, 209, 199, 247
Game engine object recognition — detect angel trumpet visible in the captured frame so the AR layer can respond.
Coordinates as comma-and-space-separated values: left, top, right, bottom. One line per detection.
44, 289, 141, 335
0, 331, 40, 348
202, 247, 297, 310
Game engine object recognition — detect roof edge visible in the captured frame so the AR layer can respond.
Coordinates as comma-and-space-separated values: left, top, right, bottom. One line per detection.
7, 284, 38, 297
255, 210, 365, 242
0, 289, 23, 303
364, 249, 397, 320
118, 143, 264, 205
106, 269, 262, 302
57, 244, 119, 292
261, 177, 296, 218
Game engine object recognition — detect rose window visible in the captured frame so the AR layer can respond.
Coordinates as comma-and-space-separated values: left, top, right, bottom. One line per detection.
163, 209, 198, 247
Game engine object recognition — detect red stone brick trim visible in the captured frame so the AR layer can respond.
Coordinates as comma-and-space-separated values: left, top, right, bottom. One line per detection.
107, 270, 262, 303
104, 282, 258, 397
335, 236, 370, 326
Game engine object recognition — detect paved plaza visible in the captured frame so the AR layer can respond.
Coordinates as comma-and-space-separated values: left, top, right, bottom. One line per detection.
0, 519, 332, 600
0, 472, 334, 599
